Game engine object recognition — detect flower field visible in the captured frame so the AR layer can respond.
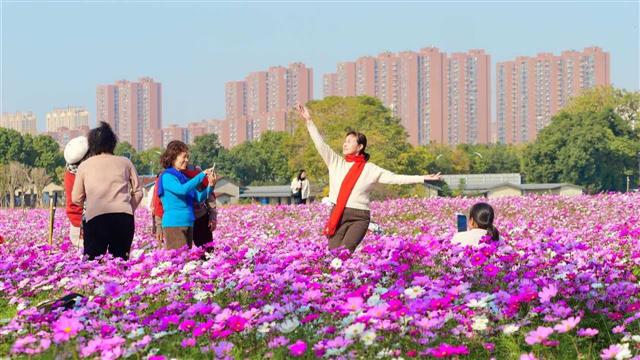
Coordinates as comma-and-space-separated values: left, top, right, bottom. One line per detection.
1, 193, 639, 359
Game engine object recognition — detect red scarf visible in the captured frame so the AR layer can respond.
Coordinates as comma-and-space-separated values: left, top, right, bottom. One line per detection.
323, 154, 367, 236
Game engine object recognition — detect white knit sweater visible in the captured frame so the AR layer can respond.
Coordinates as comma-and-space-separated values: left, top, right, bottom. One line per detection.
307, 120, 424, 211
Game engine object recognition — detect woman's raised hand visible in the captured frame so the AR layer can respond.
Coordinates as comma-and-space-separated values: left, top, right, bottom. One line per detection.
423, 172, 442, 182
296, 104, 312, 122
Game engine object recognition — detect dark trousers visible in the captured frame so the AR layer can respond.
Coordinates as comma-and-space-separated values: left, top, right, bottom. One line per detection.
83, 213, 135, 260
193, 214, 213, 247
328, 207, 371, 253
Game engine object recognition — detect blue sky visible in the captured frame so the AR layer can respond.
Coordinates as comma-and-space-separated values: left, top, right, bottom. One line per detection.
2, 1, 638, 131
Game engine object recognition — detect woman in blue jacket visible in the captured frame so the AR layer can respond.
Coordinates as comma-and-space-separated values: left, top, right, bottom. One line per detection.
158, 140, 215, 249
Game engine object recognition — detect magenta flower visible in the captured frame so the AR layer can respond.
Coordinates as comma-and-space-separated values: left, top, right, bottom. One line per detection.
577, 328, 599, 337
470, 252, 487, 266
301, 313, 320, 323
288, 340, 307, 357
181, 337, 196, 348
104, 281, 121, 297
226, 315, 247, 332
193, 322, 212, 337
178, 319, 196, 332
483, 264, 499, 277
525, 326, 554, 345
428, 343, 469, 358
53, 316, 83, 343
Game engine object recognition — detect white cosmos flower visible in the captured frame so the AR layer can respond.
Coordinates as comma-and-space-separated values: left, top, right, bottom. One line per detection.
361, 330, 376, 346
403, 286, 425, 299
472, 316, 489, 331
278, 318, 300, 334
503, 324, 520, 335
344, 323, 365, 339
330, 258, 343, 270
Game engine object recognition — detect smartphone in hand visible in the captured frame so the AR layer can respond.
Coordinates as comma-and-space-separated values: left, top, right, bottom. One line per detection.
456, 213, 468, 232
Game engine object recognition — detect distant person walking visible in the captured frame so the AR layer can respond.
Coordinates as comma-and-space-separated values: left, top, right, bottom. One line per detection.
290, 169, 310, 205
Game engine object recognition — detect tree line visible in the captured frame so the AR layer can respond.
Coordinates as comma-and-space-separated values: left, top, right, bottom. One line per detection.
1, 86, 638, 207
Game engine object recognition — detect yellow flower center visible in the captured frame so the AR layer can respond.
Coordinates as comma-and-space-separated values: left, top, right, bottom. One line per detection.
64, 327, 72, 333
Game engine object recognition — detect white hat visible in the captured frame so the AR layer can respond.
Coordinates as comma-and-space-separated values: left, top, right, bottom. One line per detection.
64, 136, 89, 165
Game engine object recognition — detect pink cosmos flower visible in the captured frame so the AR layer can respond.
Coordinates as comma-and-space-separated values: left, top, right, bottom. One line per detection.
525, 326, 554, 345
342, 296, 364, 312
612, 325, 625, 334
53, 316, 83, 343
538, 284, 557, 303
601, 343, 631, 360
181, 337, 196, 348
553, 316, 580, 333
268, 336, 289, 349
577, 328, 599, 337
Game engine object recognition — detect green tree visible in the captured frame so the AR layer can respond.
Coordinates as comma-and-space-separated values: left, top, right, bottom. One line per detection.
138, 147, 163, 175
190, 133, 225, 170
397, 146, 437, 175
563, 86, 640, 129
524, 108, 640, 193
0, 128, 31, 164
483, 144, 525, 174
31, 135, 64, 181
226, 131, 294, 186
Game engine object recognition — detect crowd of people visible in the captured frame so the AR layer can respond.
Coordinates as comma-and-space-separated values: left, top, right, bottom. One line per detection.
64, 122, 217, 260
62, 107, 500, 261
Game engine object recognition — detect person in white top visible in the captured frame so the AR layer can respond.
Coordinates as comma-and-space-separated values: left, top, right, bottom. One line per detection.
452, 202, 500, 247
290, 169, 310, 205
296, 104, 441, 252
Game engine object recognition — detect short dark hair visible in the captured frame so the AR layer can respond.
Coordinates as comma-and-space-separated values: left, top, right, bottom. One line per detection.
88, 122, 117, 155
346, 131, 370, 161
160, 140, 189, 169
297, 169, 306, 180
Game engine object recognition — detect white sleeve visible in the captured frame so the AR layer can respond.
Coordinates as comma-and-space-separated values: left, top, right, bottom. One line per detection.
302, 180, 310, 199
375, 164, 425, 185
306, 121, 341, 168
